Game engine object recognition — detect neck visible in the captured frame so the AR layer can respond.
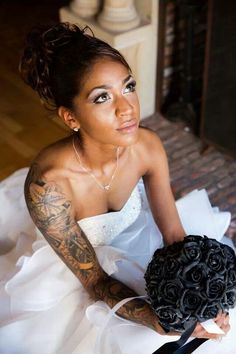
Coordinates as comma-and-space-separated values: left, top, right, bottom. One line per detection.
73, 135, 121, 172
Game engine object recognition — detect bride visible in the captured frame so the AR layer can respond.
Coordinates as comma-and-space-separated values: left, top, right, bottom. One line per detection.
0, 22, 235, 354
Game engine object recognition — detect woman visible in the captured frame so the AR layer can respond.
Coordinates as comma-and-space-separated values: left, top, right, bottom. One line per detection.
0, 22, 234, 353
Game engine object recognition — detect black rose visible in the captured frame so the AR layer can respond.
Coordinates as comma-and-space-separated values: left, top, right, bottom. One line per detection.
180, 289, 203, 315
206, 277, 226, 300
204, 237, 222, 249
166, 241, 183, 257
222, 245, 236, 269
163, 256, 181, 279
153, 248, 166, 258
224, 291, 236, 308
145, 281, 159, 301
201, 237, 222, 255
186, 235, 203, 243
182, 262, 207, 287
157, 279, 183, 305
206, 249, 226, 274
155, 306, 183, 330
228, 268, 236, 288
146, 253, 166, 280
198, 303, 219, 321
182, 241, 202, 262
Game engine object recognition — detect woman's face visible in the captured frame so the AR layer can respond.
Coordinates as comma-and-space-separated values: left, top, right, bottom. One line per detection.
72, 58, 140, 147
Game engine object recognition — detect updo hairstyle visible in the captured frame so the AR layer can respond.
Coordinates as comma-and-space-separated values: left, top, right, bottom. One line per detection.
19, 22, 131, 109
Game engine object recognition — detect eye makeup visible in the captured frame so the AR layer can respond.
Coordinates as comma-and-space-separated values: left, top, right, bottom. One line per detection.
124, 79, 136, 93
89, 75, 137, 104
93, 92, 111, 104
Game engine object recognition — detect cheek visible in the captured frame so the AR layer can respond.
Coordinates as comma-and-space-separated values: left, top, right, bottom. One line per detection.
85, 109, 114, 132
131, 94, 140, 114
128, 91, 139, 105
91, 105, 115, 124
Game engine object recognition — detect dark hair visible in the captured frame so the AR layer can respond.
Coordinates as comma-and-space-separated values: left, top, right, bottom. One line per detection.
19, 22, 131, 110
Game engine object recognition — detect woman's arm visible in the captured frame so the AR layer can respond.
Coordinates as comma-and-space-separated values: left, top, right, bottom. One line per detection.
141, 131, 230, 338
142, 129, 186, 245
24, 162, 229, 339
24, 163, 166, 335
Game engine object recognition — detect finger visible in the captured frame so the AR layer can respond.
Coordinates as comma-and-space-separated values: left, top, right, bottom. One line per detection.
196, 321, 231, 338
194, 330, 224, 340
168, 320, 230, 339
215, 316, 225, 328
215, 314, 230, 329
215, 311, 228, 322
224, 313, 230, 326
219, 323, 230, 335
215, 310, 223, 320
193, 324, 226, 340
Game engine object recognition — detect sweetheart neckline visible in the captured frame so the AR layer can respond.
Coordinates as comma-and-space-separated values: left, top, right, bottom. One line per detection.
77, 184, 139, 225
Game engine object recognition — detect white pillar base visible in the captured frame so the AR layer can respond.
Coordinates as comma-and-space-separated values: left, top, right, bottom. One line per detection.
97, 1, 140, 32
70, 0, 99, 19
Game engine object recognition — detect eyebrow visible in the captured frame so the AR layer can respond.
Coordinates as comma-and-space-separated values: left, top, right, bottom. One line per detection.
87, 74, 133, 98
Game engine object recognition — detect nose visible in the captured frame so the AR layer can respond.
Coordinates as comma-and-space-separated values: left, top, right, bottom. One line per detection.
115, 95, 133, 118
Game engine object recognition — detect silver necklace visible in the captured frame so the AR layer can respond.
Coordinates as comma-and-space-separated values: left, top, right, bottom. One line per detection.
72, 136, 120, 191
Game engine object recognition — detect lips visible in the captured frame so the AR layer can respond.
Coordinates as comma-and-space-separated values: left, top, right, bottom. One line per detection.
117, 121, 138, 133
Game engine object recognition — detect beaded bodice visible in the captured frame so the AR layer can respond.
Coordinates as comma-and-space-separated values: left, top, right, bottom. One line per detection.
78, 185, 142, 247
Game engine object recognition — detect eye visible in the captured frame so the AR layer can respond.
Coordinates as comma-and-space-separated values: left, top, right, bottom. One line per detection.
124, 80, 136, 94
93, 92, 111, 104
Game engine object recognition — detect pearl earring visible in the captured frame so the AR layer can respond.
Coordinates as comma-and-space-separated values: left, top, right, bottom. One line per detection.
73, 127, 79, 132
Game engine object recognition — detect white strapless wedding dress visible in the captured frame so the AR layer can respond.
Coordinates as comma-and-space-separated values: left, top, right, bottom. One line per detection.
0, 168, 236, 354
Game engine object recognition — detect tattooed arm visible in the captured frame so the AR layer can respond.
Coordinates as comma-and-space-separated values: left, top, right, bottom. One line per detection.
24, 164, 165, 334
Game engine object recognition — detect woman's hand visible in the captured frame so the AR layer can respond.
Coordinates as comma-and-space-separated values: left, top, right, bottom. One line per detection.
191, 312, 230, 340
160, 312, 230, 339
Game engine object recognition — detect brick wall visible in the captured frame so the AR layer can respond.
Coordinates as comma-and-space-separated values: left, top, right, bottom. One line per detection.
161, 0, 207, 131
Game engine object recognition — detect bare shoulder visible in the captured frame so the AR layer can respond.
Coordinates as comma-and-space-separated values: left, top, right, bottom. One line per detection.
24, 137, 75, 228
135, 127, 167, 172
24, 163, 75, 232
138, 127, 164, 150
25, 136, 74, 190
34, 136, 73, 173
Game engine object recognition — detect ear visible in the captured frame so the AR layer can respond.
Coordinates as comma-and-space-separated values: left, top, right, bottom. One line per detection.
58, 106, 80, 131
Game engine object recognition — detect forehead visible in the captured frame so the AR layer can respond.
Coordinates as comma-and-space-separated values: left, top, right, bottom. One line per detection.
82, 59, 130, 90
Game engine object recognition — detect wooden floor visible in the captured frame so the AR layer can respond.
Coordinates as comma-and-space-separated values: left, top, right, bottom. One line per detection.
0, 0, 68, 180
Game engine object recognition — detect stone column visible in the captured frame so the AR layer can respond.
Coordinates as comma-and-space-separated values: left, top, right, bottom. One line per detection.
70, 0, 100, 19
60, 0, 158, 119
98, 0, 140, 32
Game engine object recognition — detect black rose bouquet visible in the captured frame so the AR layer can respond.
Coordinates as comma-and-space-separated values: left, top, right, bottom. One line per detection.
144, 235, 236, 333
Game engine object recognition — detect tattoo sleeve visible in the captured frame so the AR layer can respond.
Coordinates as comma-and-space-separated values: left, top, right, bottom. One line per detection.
24, 163, 164, 334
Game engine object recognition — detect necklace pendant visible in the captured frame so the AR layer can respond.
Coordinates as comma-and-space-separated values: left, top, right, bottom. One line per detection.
73, 137, 120, 192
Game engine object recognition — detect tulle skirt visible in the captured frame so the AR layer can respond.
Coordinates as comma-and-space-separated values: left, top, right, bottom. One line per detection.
0, 168, 235, 354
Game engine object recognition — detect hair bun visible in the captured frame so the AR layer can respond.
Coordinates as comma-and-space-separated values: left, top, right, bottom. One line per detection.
19, 22, 129, 109
19, 23, 87, 104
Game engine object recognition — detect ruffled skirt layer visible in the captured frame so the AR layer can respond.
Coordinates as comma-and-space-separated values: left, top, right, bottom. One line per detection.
0, 169, 235, 354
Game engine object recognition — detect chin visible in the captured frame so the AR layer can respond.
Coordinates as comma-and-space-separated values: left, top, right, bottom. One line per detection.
118, 130, 140, 147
